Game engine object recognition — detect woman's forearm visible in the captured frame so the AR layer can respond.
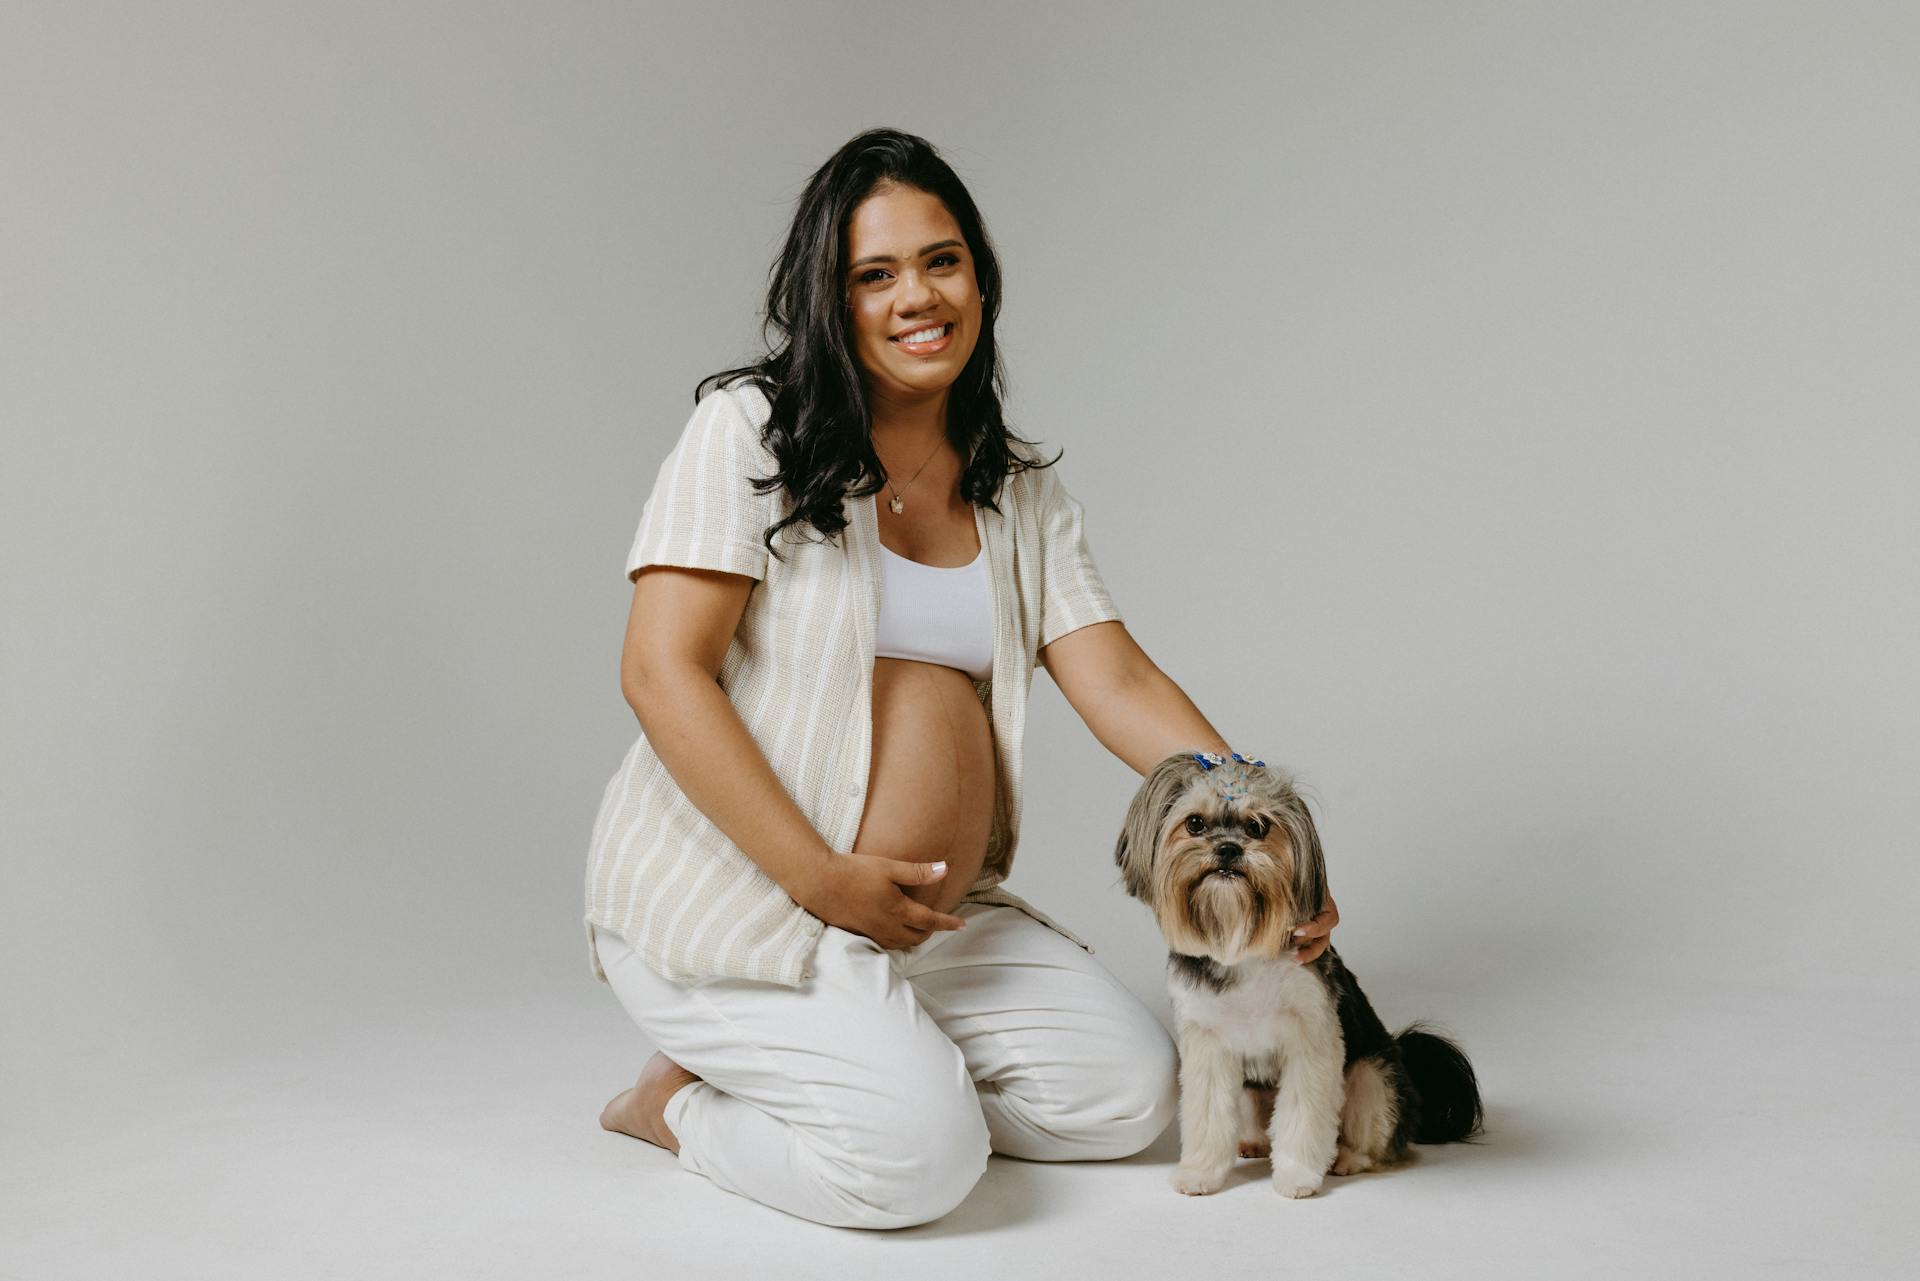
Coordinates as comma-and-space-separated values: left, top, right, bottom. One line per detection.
626, 662, 837, 907
1082, 666, 1232, 776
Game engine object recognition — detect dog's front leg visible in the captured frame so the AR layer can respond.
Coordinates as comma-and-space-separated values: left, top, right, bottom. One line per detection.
1170, 1025, 1241, 1196
1268, 1037, 1344, 1199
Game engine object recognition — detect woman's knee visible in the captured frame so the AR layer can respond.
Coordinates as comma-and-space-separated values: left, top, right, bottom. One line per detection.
1094, 1020, 1180, 1154
1015, 1015, 1180, 1159
1111, 1029, 1180, 1153
812, 1076, 992, 1229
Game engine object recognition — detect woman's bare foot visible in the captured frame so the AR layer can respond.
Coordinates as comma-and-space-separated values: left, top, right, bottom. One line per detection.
599, 1051, 701, 1154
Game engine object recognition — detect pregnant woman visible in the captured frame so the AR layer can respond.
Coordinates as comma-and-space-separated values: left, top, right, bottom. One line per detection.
585, 128, 1338, 1229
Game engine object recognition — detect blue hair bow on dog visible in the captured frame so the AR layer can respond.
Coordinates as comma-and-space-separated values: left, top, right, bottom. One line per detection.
1192, 751, 1266, 770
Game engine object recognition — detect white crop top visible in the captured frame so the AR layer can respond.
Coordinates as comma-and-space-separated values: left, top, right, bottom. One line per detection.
874, 541, 995, 681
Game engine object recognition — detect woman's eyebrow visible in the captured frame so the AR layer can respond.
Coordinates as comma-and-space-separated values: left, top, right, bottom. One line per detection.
849, 239, 964, 270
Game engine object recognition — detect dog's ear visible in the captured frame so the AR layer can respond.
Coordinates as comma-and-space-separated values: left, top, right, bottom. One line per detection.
1115, 751, 1202, 899
1269, 781, 1328, 922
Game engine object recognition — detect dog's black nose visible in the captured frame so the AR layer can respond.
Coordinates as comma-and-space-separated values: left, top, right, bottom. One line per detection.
1215, 842, 1243, 865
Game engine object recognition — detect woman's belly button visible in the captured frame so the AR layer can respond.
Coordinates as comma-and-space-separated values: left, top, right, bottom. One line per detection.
854, 657, 996, 916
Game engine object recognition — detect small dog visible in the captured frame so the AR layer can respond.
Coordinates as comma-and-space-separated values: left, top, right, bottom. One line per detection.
1115, 750, 1483, 1198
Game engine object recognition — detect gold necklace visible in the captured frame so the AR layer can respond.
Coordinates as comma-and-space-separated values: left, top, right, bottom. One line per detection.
880, 436, 944, 515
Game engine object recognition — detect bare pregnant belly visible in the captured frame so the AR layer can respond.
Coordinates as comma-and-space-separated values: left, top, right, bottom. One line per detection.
852, 657, 996, 918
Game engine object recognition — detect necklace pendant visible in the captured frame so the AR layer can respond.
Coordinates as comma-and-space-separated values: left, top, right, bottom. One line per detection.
888, 496, 904, 515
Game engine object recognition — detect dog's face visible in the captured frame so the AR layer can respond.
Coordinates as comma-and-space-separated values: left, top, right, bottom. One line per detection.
1114, 752, 1328, 965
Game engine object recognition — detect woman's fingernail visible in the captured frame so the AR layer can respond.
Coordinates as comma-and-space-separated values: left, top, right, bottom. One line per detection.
1293, 927, 1307, 937
931, 861, 947, 875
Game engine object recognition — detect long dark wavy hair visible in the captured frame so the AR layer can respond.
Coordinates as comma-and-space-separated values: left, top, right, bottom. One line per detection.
695, 128, 1059, 566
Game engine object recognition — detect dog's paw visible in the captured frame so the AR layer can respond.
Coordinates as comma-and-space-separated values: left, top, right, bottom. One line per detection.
1237, 1139, 1271, 1158
1170, 1161, 1232, 1196
1331, 1144, 1377, 1176
1270, 1154, 1324, 1199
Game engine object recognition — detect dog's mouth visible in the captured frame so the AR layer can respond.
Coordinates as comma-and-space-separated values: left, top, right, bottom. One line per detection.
1205, 867, 1247, 880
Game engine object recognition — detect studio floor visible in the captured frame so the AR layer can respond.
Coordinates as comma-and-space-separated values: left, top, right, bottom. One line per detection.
3, 964, 1905, 1280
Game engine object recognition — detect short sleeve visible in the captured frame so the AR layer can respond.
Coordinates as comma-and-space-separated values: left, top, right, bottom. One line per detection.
624, 385, 777, 583
1037, 465, 1123, 649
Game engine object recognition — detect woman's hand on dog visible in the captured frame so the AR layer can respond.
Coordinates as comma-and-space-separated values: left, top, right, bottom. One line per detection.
1292, 893, 1339, 963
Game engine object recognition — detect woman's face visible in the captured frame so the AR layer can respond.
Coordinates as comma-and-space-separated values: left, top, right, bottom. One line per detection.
842, 183, 984, 408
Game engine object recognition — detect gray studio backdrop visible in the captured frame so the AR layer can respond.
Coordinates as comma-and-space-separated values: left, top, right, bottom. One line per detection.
3, 1, 1914, 1111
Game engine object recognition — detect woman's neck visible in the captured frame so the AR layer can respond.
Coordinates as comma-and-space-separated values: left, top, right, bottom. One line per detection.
867, 386, 959, 500
867, 383, 949, 445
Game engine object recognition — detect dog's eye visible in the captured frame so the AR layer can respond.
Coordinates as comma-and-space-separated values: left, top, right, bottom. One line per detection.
1184, 814, 1207, 836
1246, 817, 1268, 839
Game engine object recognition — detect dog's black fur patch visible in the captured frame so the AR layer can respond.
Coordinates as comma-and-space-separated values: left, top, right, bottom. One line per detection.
1168, 950, 1237, 993
1315, 946, 1483, 1146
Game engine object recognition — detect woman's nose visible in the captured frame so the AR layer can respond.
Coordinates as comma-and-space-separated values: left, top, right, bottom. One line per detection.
895, 268, 936, 310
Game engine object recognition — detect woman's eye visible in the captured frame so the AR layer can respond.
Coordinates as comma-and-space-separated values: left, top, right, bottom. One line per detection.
1185, 815, 1207, 835
857, 254, 958, 285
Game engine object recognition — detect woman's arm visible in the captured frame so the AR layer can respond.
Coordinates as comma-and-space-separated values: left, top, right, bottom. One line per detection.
1040, 619, 1339, 961
622, 565, 966, 947
622, 565, 838, 902
1038, 620, 1227, 773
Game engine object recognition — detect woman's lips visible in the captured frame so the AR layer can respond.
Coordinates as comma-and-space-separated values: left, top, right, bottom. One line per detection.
890, 322, 953, 355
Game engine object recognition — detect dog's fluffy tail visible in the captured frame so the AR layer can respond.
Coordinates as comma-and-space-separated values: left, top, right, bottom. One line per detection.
1393, 1020, 1484, 1144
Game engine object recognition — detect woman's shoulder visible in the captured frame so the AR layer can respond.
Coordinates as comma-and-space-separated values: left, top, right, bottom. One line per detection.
676, 376, 779, 474
700, 374, 775, 430
1006, 455, 1068, 513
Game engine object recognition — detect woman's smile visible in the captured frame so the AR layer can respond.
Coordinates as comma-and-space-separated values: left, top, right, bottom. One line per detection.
891, 321, 954, 355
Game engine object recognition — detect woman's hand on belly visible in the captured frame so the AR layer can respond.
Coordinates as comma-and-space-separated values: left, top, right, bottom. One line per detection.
896, 861, 973, 917
857, 849, 973, 918
795, 852, 970, 950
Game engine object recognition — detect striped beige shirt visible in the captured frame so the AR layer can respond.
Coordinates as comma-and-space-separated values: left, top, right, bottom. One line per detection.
584, 379, 1123, 987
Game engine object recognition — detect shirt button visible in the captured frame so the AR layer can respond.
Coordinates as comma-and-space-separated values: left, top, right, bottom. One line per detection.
845, 784, 860, 798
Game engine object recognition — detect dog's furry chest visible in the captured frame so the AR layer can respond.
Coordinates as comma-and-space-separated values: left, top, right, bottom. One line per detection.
1169, 956, 1340, 1085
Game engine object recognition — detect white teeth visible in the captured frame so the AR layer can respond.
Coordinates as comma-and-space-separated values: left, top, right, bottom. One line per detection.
896, 324, 949, 344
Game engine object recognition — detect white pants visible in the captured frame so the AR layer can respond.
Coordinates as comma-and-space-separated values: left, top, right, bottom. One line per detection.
595, 898, 1179, 1230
